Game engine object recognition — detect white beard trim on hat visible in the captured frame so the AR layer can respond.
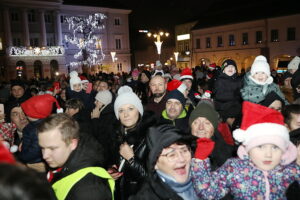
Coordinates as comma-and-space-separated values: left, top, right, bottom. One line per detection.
233, 123, 290, 149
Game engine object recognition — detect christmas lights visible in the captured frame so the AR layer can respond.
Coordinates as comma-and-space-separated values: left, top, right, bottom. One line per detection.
9, 46, 64, 56
64, 13, 107, 67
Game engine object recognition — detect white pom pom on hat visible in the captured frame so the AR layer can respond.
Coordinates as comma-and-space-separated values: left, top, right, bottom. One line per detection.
114, 86, 143, 119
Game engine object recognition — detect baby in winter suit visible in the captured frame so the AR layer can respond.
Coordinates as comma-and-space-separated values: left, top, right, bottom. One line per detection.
191, 101, 300, 200
240, 55, 288, 104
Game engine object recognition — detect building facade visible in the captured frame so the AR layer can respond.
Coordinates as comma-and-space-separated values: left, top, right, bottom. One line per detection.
191, 14, 300, 71
0, 0, 131, 81
174, 21, 197, 69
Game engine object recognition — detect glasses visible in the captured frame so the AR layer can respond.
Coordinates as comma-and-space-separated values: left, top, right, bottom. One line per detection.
160, 146, 191, 162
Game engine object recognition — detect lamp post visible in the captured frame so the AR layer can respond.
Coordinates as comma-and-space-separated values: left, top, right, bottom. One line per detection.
147, 31, 169, 61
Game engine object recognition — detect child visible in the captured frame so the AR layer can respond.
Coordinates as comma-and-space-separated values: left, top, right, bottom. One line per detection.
213, 59, 242, 122
191, 101, 300, 199
241, 55, 288, 104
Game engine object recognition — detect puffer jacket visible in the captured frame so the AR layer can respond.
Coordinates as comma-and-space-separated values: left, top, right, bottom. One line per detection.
241, 72, 288, 104
191, 158, 300, 200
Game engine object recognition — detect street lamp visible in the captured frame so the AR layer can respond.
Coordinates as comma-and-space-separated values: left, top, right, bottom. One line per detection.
147, 31, 169, 60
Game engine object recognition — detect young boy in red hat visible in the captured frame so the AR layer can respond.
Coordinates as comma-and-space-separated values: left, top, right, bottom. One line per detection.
17, 94, 62, 172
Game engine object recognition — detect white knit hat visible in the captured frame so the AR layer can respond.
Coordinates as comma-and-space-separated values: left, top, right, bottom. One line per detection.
287, 56, 300, 70
95, 90, 112, 105
250, 55, 270, 76
69, 71, 82, 90
114, 86, 143, 119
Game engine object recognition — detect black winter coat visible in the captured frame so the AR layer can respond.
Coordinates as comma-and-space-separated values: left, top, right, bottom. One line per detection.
129, 173, 184, 200
213, 73, 242, 120
105, 111, 157, 199
51, 132, 112, 200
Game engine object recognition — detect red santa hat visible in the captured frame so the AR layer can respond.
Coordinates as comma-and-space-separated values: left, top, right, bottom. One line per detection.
180, 68, 193, 80
209, 63, 216, 70
79, 75, 89, 84
21, 94, 63, 119
167, 79, 187, 94
233, 101, 297, 165
0, 141, 16, 164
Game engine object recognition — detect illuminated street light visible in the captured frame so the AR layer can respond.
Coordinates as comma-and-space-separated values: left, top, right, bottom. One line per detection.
174, 52, 179, 63
147, 31, 169, 60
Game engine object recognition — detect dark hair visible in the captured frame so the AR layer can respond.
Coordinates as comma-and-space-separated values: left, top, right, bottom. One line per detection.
65, 98, 84, 111
0, 164, 53, 200
282, 104, 300, 127
38, 113, 79, 145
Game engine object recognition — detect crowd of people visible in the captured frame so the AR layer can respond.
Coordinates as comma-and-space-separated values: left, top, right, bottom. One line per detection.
0, 55, 300, 200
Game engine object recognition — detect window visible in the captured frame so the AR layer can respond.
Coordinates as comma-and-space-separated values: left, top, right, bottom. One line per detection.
217, 36, 223, 47
60, 15, 66, 23
242, 33, 248, 45
206, 37, 211, 48
256, 31, 262, 44
229, 34, 235, 46
117, 63, 122, 71
184, 41, 189, 51
271, 29, 279, 42
287, 27, 295, 41
115, 39, 121, 49
195, 38, 200, 49
47, 37, 55, 46
11, 12, 19, 22
178, 43, 184, 52
114, 18, 121, 26
30, 38, 39, 46
44, 14, 52, 23
28, 10, 36, 22
13, 38, 21, 46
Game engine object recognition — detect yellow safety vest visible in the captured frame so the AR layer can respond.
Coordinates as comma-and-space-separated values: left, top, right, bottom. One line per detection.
52, 167, 115, 200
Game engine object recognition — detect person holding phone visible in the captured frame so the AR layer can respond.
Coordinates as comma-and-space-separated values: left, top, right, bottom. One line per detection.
104, 86, 156, 199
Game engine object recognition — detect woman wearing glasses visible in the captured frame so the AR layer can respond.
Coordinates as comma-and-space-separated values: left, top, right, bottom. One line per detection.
130, 124, 197, 200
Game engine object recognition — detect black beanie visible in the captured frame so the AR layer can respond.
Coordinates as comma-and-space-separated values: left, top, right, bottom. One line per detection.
4, 102, 21, 123
189, 102, 219, 130
10, 80, 25, 90
221, 59, 237, 72
146, 124, 192, 172
142, 70, 151, 80
166, 89, 186, 108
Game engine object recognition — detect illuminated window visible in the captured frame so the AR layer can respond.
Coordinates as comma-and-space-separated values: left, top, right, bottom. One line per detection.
256, 31, 262, 44
229, 34, 235, 46
271, 29, 279, 42
0, 38, 2, 50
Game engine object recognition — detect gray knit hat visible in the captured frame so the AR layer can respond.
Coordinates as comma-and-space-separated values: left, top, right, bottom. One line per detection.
95, 90, 112, 105
189, 102, 219, 130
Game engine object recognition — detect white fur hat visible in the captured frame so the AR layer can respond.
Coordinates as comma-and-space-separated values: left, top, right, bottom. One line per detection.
69, 71, 82, 90
114, 86, 143, 119
287, 56, 300, 70
250, 55, 270, 76
95, 90, 112, 105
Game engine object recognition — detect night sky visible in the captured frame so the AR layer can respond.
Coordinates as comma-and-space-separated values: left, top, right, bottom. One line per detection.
63, 0, 298, 50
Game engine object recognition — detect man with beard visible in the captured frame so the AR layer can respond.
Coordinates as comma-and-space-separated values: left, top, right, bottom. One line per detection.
146, 75, 168, 119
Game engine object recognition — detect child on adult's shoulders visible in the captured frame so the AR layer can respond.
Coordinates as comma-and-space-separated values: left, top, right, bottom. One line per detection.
241, 55, 289, 105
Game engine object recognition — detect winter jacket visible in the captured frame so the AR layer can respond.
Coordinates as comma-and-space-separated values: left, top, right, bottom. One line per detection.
291, 68, 300, 100
213, 73, 242, 119
159, 109, 190, 135
50, 133, 112, 200
105, 111, 157, 199
241, 72, 288, 104
146, 93, 168, 119
66, 87, 94, 115
191, 158, 300, 200
17, 119, 43, 164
